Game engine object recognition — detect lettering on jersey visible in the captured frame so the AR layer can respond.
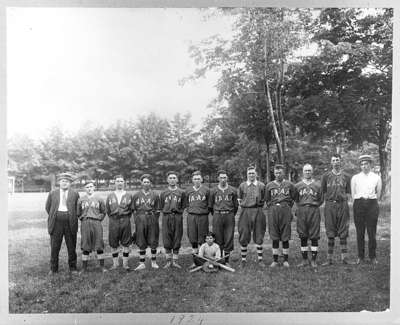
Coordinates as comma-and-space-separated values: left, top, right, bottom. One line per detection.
81, 200, 100, 209
109, 198, 117, 205
135, 197, 155, 207
165, 195, 181, 204
215, 194, 232, 202
189, 193, 206, 203
299, 187, 317, 197
270, 187, 289, 197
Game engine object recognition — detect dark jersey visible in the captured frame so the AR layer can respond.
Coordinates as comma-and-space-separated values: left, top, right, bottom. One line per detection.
295, 180, 322, 206
78, 195, 106, 221
265, 180, 297, 206
106, 192, 133, 217
237, 181, 265, 208
132, 190, 160, 213
186, 185, 210, 215
209, 185, 238, 213
159, 187, 186, 214
321, 171, 351, 202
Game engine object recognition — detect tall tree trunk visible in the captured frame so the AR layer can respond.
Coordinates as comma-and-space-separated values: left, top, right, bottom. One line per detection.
277, 84, 287, 153
265, 79, 284, 163
378, 142, 388, 197
265, 142, 270, 183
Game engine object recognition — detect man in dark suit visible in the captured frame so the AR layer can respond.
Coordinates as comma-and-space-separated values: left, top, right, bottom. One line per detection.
45, 172, 80, 275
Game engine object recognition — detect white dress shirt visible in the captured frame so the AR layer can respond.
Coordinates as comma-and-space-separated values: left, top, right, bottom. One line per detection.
115, 190, 126, 205
351, 171, 382, 200
58, 189, 69, 211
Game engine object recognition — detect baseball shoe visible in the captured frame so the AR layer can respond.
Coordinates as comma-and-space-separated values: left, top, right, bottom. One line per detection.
283, 261, 290, 268
164, 261, 172, 269
258, 260, 266, 267
123, 264, 131, 272
151, 261, 159, 269
269, 261, 279, 268
134, 263, 146, 271
356, 258, 365, 265
101, 267, 108, 273
297, 260, 309, 267
310, 260, 318, 268
369, 258, 378, 265
48, 270, 57, 276
110, 265, 119, 271
69, 269, 79, 275
240, 260, 247, 267
342, 258, 356, 265
172, 262, 182, 269
322, 259, 333, 266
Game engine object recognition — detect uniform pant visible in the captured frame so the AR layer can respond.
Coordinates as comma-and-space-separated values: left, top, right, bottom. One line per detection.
108, 217, 132, 248
324, 201, 349, 239
162, 213, 183, 252
238, 207, 266, 246
296, 205, 321, 240
50, 211, 77, 272
81, 218, 104, 252
353, 199, 379, 259
212, 211, 235, 252
268, 204, 292, 241
135, 212, 160, 250
187, 213, 209, 246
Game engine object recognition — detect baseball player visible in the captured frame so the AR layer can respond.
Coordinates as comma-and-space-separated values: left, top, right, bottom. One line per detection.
237, 166, 266, 266
132, 174, 161, 270
209, 170, 238, 266
321, 154, 355, 265
77, 179, 107, 273
185, 171, 211, 269
159, 171, 187, 269
265, 164, 297, 268
106, 175, 133, 271
295, 164, 323, 268
351, 154, 382, 265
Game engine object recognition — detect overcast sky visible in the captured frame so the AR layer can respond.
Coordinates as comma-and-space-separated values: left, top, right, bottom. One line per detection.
7, 8, 235, 139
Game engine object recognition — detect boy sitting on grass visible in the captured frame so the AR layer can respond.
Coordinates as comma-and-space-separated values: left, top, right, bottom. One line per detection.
195, 232, 222, 272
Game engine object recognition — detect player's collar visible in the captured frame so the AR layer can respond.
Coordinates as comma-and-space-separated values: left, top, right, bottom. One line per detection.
331, 169, 342, 176
273, 179, 285, 186
218, 184, 228, 191
168, 186, 178, 191
302, 179, 314, 185
115, 190, 126, 195
246, 180, 258, 186
193, 185, 202, 191
141, 189, 151, 195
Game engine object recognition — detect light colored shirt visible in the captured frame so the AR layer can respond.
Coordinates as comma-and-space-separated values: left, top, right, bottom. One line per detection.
351, 171, 382, 200
198, 243, 221, 261
115, 190, 126, 205
58, 189, 68, 211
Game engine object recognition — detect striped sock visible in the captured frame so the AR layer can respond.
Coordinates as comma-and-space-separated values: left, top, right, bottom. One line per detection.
172, 254, 179, 262
282, 241, 289, 262
272, 240, 279, 262
139, 250, 146, 263
256, 245, 263, 261
224, 251, 230, 264
122, 247, 129, 266
311, 239, 318, 260
340, 238, 347, 259
165, 251, 172, 262
328, 238, 335, 256
241, 246, 248, 261
151, 249, 157, 261
111, 248, 119, 267
300, 238, 308, 259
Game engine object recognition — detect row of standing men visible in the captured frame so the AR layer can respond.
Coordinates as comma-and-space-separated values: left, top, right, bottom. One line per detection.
45, 153, 382, 274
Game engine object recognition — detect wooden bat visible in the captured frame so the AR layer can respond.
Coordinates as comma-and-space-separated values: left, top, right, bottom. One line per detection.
189, 254, 231, 273
194, 254, 235, 272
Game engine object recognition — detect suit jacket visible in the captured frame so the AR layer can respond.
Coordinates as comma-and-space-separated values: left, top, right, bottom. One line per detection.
45, 188, 80, 235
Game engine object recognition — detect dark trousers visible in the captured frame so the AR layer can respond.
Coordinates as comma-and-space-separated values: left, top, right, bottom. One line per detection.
353, 199, 379, 259
50, 212, 77, 272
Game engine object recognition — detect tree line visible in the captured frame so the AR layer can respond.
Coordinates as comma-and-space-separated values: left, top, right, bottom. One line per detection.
7, 8, 392, 193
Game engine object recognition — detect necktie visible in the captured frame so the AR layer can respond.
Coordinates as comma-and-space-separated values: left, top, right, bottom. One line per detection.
62, 190, 67, 207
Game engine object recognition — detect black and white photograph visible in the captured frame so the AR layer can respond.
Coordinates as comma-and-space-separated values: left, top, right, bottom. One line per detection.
4, 2, 397, 323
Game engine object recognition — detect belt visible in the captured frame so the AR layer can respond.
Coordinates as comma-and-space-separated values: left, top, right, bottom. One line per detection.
82, 217, 101, 221
355, 198, 377, 201
138, 211, 155, 215
326, 200, 344, 203
216, 210, 232, 214
110, 214, 130, 219
302, 204, 317, 207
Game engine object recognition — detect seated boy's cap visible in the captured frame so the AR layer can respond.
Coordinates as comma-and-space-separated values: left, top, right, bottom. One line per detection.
57, 172, 74, 182
140, 174, 152, 182
359, 154, 373, 163
84, 179, 95, 186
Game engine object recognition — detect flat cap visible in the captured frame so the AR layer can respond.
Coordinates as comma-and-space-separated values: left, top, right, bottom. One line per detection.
274, 164, 285, 169
140, 174, 152, 182
359, 154, 373, 162
57, 172, 74, 182
84, 179, 95, 186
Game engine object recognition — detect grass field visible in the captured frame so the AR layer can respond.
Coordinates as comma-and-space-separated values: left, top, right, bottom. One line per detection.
8, 192, 390, 313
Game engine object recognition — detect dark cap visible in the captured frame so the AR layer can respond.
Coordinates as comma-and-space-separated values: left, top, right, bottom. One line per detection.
140, 174, 152, 182
274, 164, 284, 170
57, 172, 74, 182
